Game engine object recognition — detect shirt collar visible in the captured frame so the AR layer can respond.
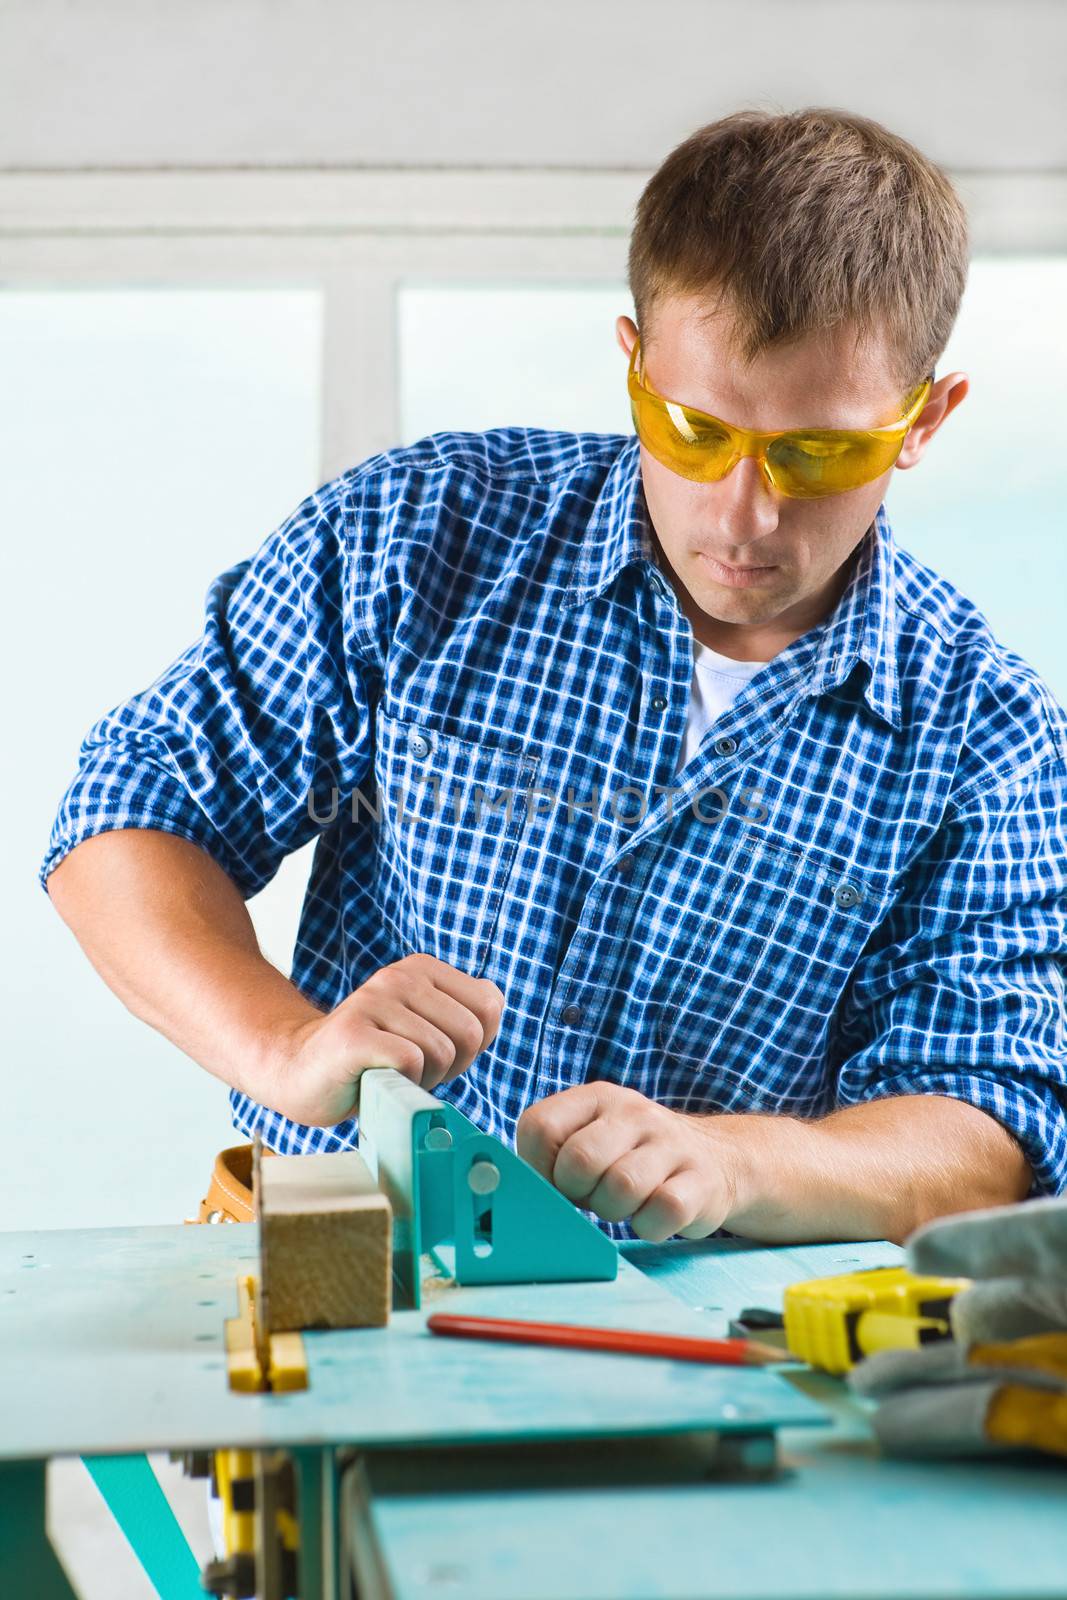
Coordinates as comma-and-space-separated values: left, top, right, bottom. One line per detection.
808, 501, 903, 732
563, 437, 654, 605
565, 437, 902, 733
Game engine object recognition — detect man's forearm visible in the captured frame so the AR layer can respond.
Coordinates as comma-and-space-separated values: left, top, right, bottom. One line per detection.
516, 1076, 1038, 1246
702, 1093, 1033, 1245
47, 828, 508, 1127
46, 829, 322, 1101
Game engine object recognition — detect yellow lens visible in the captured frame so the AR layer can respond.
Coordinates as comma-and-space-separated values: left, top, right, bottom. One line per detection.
630, 392, 737, 483
764, 431, 902, 498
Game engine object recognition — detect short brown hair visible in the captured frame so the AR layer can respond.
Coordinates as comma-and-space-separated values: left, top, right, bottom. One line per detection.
628, 107, 969, 394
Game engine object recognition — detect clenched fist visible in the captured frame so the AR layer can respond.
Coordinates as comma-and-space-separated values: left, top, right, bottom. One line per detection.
517, 1082, 737, 1242
264, 952, 505, 1126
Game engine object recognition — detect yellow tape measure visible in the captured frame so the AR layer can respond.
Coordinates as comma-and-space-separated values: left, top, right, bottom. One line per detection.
783, 1264, 971, 1375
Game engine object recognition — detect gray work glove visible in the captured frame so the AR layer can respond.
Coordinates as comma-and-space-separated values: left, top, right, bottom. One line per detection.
847, 1197, 1067, 1459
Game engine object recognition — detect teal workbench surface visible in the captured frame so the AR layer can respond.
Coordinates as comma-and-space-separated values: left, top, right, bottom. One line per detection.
0, 1226, 824, 1456
359, 1237, 1067, 1600
2, 1225, 1064, 1598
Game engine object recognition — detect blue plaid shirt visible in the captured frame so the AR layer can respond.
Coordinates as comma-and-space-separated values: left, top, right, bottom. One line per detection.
43, 429, 1067, 1222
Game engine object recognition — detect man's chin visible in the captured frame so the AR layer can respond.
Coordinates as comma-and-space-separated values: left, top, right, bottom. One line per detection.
691, 578, 787, 621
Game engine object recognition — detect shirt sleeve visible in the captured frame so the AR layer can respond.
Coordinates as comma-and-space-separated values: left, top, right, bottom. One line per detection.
832, 756, 1067, 1195
40, 478, 377, 899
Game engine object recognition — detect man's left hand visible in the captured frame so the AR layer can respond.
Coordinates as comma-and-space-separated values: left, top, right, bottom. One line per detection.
516, 1082, 736, 1241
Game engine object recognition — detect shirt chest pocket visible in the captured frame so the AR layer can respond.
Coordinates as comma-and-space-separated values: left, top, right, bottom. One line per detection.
656, 831, 897, 1099
371, 705, 541, 979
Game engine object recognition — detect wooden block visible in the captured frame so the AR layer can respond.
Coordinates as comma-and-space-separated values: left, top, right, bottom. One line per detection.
258, 1152, 392, 1331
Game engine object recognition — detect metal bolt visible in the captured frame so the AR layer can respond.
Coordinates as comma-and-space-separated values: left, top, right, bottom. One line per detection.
467, 1160, 501, 1195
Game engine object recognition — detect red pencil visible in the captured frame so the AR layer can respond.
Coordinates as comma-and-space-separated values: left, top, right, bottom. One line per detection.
425, 1312, 782, 1366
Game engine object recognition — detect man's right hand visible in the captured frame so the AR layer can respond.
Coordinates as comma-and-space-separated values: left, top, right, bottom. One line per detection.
263, 952, 505, 1126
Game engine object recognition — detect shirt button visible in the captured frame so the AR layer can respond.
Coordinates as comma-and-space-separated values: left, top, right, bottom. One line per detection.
561, 1003, 583, 1027
650, 694, 668, 713
714, 735, 738, 756
408, 732, 431, 759
616, 854, 635, 877
834, 880, 863, 909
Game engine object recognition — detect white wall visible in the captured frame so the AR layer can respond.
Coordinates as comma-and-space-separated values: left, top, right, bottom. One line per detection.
2, 0, 1065, 170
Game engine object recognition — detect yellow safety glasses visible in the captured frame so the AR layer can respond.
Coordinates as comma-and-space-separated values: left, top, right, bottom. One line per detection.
627, 335, 933, 499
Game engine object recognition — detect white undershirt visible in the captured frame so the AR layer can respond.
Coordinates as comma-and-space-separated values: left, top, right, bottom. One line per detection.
676, 640, 769, 774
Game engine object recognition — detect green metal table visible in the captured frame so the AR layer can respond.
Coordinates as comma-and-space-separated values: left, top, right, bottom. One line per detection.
1, 1225, 1063, 1598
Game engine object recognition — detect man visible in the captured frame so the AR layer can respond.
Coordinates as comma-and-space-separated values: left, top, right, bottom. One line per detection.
43, 108, 1067, 1246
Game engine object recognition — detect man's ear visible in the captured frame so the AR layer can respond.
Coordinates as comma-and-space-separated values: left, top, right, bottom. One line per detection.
616, 315, 639, 358
895, 371, 969, 471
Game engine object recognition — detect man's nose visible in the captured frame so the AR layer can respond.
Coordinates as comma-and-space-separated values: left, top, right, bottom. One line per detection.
711, 455, 781, 544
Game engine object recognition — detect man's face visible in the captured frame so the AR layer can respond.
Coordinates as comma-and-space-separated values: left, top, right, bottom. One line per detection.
617, 291, 961, 659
